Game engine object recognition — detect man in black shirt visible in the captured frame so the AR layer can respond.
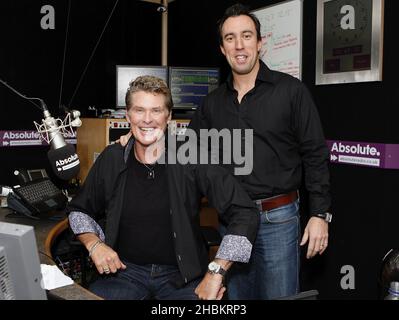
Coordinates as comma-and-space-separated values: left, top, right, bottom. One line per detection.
188, 4, 331, 299
67, 76, 259, 300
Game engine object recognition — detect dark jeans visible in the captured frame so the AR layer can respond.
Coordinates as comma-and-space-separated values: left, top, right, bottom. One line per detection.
90, 262, 200, 300
221, 200, 301, 299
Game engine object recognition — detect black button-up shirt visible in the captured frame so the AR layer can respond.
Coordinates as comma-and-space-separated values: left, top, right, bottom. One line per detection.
189, 61, 331, 215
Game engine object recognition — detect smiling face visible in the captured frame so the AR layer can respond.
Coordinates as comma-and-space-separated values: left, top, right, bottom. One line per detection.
126, 90, 171, 149
220, 15, 262, 76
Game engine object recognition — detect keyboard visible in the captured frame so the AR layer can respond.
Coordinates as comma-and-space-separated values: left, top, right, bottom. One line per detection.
13, 178, 68, 215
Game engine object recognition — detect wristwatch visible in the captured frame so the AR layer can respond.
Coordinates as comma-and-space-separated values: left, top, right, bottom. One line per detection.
207, 261, 226, 277
315, 212, 332, 223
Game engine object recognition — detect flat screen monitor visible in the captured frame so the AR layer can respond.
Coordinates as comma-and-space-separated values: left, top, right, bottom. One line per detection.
116, 65, 168, 108
169, 67, 220, 110
0, 222, 46, 300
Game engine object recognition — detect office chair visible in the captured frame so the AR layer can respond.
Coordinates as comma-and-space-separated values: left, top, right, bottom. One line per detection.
380, 249, 399, 298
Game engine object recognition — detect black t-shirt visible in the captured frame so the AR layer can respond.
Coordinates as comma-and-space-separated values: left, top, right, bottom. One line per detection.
117, 151, 177, 266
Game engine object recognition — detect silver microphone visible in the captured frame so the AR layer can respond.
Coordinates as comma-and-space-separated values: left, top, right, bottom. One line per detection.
35, 109, 81, 147
41, 110, 67, 149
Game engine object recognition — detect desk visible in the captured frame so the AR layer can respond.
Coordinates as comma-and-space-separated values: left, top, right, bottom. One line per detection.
0, 207, 101, 300
0, 198, 219, 299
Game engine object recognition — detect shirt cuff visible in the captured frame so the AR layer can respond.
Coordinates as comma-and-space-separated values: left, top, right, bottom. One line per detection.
68, 211, 105, 242
215, 235, 253, 263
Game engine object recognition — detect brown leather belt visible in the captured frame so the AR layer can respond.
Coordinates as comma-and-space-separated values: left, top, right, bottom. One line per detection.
255, 191, 298, 212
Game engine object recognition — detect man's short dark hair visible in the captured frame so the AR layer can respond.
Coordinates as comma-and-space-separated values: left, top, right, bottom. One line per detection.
217, 3, 262, 45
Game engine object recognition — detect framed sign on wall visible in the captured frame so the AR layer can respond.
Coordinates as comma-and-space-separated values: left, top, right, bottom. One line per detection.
315, 0, 384, 85
252, 0, 303, 80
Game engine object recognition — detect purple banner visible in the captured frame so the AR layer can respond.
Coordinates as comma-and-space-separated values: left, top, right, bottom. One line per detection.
0, 130, 76, 147
327, 140, 399, 169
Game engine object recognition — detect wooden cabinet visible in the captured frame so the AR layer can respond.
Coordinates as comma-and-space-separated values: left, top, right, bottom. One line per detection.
76, 118, 130, 183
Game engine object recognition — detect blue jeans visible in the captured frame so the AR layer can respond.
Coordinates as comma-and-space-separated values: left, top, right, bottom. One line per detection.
222, 199, 300, 300
90, 262, 200, 300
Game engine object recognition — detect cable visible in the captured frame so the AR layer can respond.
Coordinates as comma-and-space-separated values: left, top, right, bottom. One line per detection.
39, 250, 70, 276
0, 78, 44, 111
58, 0, 72, 110
68, 0, 120, 106
39, 250, 56, 264
2, 2, 119, 111
54, 256, 68, 275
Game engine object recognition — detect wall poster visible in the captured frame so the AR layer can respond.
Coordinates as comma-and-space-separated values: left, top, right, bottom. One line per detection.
252, 0, 303, 79
316, 0, 384, 85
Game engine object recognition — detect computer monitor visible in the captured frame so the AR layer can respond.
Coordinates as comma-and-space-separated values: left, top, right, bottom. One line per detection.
116, 65, 169, 108
169, 67, 220, 110
0, 222, 47, 300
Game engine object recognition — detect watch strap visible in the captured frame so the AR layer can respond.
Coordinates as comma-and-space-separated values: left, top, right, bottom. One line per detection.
216, 266, 226, 277
315, 212, 332, 223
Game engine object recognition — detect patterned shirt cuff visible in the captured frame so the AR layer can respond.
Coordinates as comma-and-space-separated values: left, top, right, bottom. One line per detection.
68, 211, 105, 242
215, 235, 253, 263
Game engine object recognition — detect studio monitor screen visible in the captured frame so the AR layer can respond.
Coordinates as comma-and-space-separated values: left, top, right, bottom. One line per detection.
116, 65, 168, 109
169, 67, 219, 110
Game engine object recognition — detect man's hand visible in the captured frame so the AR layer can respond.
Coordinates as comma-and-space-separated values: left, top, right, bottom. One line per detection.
300, 216, 329, 259
78, 234, 127, 275
195, 273, 226, 300
90, 242, 127, 274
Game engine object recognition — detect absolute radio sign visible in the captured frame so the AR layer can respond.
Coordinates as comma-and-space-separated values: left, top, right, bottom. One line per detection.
0, 130, 76, 147
327, 140, 399, 169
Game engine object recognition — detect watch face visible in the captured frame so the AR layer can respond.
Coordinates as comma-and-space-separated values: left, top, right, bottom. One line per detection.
208, 261, 221, 273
